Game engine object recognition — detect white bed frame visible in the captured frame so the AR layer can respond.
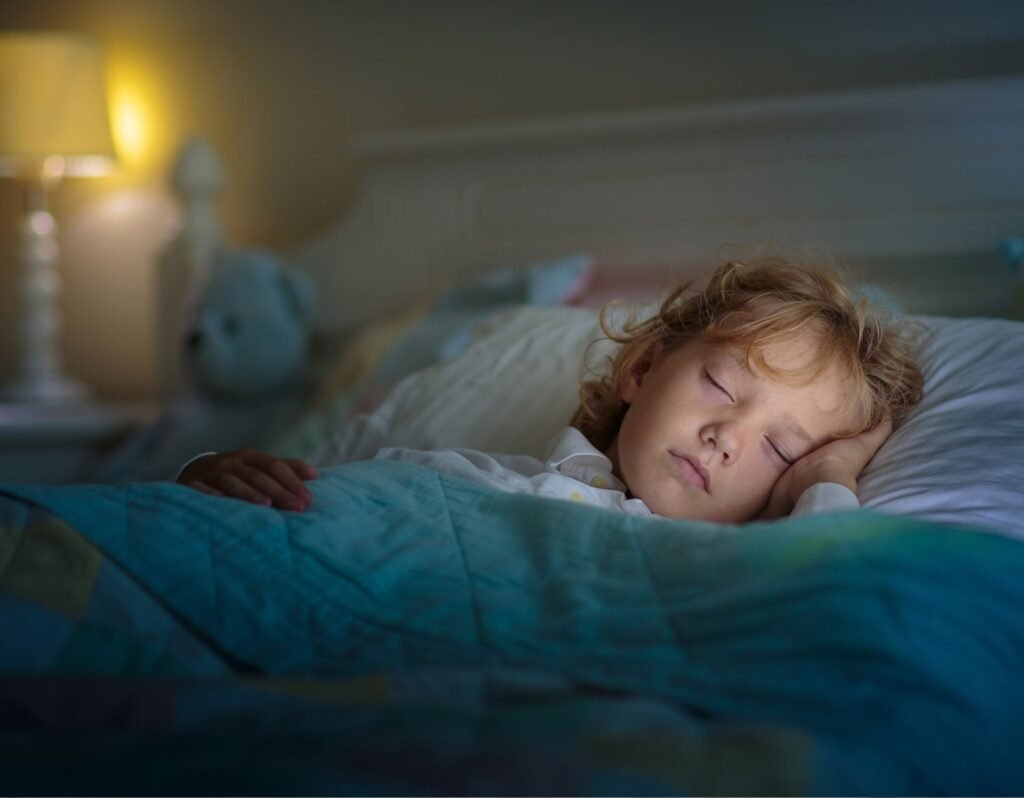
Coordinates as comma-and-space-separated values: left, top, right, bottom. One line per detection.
162, 74, 1024, 356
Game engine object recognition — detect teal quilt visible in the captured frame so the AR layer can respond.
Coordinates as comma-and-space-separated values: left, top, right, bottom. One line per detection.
1, 460, 1022, 795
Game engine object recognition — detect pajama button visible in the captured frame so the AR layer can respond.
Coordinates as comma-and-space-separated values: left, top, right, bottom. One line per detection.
570, 491, 584, 502
590, 476, 606, 488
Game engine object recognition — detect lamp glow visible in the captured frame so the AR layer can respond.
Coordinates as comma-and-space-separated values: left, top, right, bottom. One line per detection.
105, 52, 166, 168
112, 91, 145, 164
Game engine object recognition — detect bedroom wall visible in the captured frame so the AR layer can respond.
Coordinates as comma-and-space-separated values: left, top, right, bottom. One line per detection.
2, 0, 1024, 400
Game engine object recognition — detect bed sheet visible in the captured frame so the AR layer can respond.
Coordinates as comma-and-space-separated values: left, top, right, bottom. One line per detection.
2, 463, 1023, 795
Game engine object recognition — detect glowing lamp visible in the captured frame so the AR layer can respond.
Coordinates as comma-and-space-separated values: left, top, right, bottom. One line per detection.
0, 32, 116, 403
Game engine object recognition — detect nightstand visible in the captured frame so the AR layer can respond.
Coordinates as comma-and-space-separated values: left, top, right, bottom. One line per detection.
0, 402, 154, 484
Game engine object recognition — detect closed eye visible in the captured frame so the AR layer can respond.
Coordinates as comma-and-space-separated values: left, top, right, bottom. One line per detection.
767, 438, 793, 465
704, 370, 733, 402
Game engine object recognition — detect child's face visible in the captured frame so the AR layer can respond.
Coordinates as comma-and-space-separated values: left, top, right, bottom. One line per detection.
607, 332, 857, 523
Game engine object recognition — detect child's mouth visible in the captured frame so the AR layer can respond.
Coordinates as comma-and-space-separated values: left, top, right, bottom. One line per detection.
670, 452, 710, 492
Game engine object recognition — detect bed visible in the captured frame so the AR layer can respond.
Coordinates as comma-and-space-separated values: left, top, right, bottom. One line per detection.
3, 75, 1024, 795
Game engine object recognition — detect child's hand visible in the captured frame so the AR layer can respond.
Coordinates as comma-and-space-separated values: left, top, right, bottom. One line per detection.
177, 449, 318, 511
759, 418, 893, 520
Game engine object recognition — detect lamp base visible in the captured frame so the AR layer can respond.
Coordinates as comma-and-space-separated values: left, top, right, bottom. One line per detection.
2, 182, 93, 408
0, 372, 90, 405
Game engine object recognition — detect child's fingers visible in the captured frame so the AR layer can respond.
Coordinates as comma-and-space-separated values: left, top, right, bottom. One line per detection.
286, 459, 318, 480
180, 450, 315, 511
233, 465, 308, 511
265, 459, 315, 503
212, 473, 273, 507
242, 452, 315, 494
858, 417, 894, 457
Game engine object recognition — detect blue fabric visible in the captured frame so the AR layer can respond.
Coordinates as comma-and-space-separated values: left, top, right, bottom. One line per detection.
2, 461, 1024, 794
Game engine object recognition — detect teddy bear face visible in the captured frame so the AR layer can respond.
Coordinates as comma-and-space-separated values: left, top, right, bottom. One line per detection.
185, 251, 314, 401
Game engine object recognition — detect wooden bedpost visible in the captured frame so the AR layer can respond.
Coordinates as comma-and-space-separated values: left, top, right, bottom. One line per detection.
155, 137, 225, 399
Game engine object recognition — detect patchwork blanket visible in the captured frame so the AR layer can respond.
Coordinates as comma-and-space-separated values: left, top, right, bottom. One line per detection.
2, 460, 1022, 795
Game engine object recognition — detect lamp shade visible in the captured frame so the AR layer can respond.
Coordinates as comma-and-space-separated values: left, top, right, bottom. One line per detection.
0, 32, 116, 177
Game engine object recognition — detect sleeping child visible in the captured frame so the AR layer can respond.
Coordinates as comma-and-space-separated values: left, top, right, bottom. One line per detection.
177, 256, 924, 523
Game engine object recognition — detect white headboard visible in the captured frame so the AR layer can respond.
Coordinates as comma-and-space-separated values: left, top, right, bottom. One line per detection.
171, 75, 1024, 337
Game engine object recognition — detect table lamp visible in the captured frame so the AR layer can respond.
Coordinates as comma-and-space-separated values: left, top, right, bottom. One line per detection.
0, 32, 116, 403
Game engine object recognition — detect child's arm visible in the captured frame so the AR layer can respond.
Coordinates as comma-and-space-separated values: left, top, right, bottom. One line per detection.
758, 419, 892, 519
177, 450, 317, 512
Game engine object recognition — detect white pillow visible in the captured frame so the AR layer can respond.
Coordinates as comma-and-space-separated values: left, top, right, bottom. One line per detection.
324, 306, 1024, 538
858, 315, 1024, 535
321, 306, 607, 463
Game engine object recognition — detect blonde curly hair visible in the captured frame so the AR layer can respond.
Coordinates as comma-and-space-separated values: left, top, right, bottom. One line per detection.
571, 256, 925, 452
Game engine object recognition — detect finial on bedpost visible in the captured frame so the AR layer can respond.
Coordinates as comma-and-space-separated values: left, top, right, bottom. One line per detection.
156, 136, 227, 399
170, 136, 224, 282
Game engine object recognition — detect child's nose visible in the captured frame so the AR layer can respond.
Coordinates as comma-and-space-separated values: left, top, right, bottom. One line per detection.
701, 422, 741, 463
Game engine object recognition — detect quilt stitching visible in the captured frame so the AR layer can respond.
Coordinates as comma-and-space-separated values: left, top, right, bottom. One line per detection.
624, 520, 692, 659
435, 472, 485, 649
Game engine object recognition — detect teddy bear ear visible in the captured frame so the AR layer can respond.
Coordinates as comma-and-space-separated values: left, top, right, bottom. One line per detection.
276, 267, 315, 323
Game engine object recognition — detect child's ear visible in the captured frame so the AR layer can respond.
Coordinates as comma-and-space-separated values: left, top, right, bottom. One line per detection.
620, 344, 661, 404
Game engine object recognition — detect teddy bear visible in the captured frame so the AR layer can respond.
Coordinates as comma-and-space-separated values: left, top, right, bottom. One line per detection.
95, 249, 316, 482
